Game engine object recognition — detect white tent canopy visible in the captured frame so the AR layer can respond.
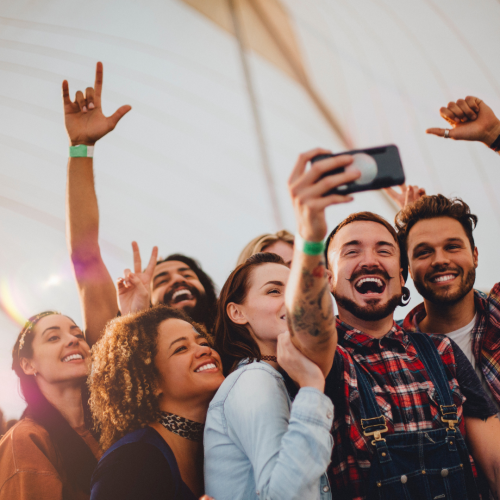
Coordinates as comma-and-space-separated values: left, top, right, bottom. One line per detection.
1, 0, 499, 418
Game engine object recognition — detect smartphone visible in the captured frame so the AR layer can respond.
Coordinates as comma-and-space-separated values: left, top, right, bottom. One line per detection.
311, 144, 405, 196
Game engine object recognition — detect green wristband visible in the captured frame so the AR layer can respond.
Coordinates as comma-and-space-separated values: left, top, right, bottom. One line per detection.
295, 233, 325, 256
69, 145, 94, 158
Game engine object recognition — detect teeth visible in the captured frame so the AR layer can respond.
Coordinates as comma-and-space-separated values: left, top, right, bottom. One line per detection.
433, 275, 455, 283
195, 363, 216, 373
63, 354, 83, 362
356, 277, 383, 287
172, 289, 192, 300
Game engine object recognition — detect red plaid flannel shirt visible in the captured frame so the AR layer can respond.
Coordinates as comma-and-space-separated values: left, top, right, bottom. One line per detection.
329, 319, 471, 500
403, 284, 500, 407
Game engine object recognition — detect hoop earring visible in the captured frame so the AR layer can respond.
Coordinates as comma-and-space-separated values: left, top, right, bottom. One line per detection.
399, 286, 411, 307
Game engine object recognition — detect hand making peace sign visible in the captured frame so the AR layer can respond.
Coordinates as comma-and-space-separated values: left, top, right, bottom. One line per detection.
62, 62, 131, 146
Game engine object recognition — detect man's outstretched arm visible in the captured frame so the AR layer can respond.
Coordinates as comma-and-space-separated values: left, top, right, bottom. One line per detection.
285, 149, 360, 376
63, 62, 131, 346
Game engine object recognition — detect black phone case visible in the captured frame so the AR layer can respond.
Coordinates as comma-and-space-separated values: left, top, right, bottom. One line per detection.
311, 144, 405, 196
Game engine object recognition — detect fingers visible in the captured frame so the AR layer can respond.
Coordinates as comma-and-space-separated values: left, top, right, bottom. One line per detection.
94, 61, 103, 105
144, 246, 159, 278
288, 148, 332, 185
456, 98, 477, 121
132, 241, 142, 274
289, 154, 354, 195
439, 107, 459, 126
108, 105, 132, 130
465, 95, 480, 114
85, 87, 95, 110
426, 127, 446, 137
62, 80, 72, 107
75, 90, 87, 113
296, 165, 360, 201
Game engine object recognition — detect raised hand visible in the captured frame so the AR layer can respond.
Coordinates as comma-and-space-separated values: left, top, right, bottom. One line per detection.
426, 97, 500, 146
62, 62, 131, 146
277, 331, 325, 392
288, 149, 360, 242
117, 242, 158, 315
384, 184, 426, 210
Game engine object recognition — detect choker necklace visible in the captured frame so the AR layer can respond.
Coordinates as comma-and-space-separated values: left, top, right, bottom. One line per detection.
159, 412, 204, 442
261, 355, 277, 362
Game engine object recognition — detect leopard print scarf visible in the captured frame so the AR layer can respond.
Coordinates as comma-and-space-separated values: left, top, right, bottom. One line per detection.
159, 412, 205, 442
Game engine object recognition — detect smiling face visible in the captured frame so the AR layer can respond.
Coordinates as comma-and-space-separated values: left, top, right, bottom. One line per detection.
228, 263, 289, 347
263, 241, 294, 266
154, 318, 224, 406
151, 260, 207, 316
327, 221, 404, 321
407, 216, 477, 306
20, 314, 90, 384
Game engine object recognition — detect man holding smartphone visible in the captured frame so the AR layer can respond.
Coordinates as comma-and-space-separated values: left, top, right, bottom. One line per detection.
287, 149, 500, 500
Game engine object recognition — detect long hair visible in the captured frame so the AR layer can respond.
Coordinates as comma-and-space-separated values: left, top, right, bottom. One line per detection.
214, 252, 287, 375
12, 311, 97, 497
157, 253, 217, 330
90, 305, 210, 450
236, 230, 294, 266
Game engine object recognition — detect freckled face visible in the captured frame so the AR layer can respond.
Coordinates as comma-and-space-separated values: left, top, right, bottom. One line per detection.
263, 241, 294, 267
407, 217, 477, 305
236, 263, 289, 343
24, 315, 90, 384
154, 319, 224, 405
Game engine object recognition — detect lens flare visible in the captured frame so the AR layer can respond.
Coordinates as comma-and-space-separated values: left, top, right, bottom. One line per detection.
0, 278, 27, 326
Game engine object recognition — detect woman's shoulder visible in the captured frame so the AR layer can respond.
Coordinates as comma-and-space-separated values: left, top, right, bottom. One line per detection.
210, 360, 287, 410
91, 428, 176, 499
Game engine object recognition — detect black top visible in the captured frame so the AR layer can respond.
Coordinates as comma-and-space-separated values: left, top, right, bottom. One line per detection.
90, 427, 197, 500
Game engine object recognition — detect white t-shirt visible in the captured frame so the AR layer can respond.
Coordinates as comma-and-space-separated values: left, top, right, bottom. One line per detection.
446, 314, 499, 412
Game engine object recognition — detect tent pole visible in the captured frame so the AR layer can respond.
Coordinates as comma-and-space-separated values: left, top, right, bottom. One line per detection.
228, 0, 284, 230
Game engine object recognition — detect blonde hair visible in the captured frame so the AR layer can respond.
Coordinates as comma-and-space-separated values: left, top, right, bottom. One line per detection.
89, 305, 208, 450
236, 230, 294, 266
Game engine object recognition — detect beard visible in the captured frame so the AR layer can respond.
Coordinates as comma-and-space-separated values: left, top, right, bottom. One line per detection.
161, 284, 211, 327
335, 292, 402, 322
413, 266, 475, 306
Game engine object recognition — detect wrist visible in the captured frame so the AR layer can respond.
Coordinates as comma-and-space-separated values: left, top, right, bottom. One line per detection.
69, 144, 94, 158
295, 233, 326, 256
482, 122, 500, 147
298, 377, 325, 392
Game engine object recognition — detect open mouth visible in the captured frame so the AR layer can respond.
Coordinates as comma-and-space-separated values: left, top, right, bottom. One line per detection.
62, 353, 84, 363
354, 277, 386, 295
430, 274, 457, 284
194, 361, 218, 373
171, 289, 194, 304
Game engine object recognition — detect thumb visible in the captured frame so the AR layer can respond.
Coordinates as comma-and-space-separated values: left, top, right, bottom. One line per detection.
108, 105, 132, 129
426, 127, 454, 138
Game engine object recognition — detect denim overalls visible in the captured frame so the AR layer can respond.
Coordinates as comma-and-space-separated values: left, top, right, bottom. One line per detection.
354, 332, 480, 500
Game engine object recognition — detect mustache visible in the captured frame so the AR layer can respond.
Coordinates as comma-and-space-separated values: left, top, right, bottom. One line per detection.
162, 283, 200, 305
346, 267, 394, 283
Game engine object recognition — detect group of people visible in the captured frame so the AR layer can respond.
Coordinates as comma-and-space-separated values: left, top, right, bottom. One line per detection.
1, 62, 500, 500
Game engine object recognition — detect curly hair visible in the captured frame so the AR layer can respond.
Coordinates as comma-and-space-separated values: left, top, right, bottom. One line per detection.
89, 305, 209, 450
236, 230, 294, 266
395, 195, 478, 253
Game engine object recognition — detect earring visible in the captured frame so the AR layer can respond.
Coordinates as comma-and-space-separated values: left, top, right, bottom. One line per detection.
399, 286, 411, 307
33, 371, 37, 377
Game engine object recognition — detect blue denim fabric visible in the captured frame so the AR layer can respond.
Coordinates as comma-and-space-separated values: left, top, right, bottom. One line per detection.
204, 360, 334, 500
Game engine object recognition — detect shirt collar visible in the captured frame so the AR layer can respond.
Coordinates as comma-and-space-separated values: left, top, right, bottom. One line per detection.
336, 317, 410, 349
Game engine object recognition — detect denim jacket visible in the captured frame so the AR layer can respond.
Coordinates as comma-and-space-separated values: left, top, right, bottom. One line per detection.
204, 360, 334, 500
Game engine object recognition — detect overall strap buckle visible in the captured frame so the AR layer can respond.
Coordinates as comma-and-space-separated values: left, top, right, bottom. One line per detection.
440, 404, 458, 431
361, 416, 388, 445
